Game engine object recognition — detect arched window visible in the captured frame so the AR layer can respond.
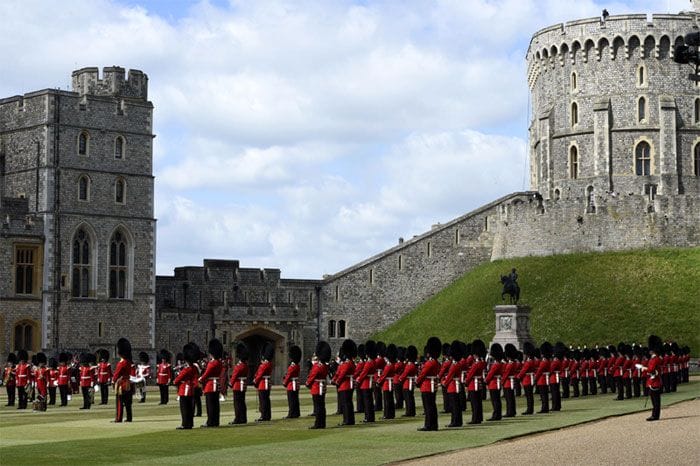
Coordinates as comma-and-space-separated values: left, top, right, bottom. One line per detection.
571, 102, 578, 127
571, 72, 577, 91
638, 65, 645, 86
635, 141, 652, 176
694, 143, 700, 177
638, 96, 646, 122
115, 178, 126, 204
337, 320, 346, 338
13, 321, 36, 351
328, 320, 336, 338
114, 136, 125, 159
554, 189, 561, 201
72, 228, 92, 297
78, 175, 90, 201
78, 131, 89, 156
569, 146, 579, 179
694, 98, 700, 125
109, 230, 129, 299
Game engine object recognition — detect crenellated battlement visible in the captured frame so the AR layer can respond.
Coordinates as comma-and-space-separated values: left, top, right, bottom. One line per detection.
71, 66, 148, 100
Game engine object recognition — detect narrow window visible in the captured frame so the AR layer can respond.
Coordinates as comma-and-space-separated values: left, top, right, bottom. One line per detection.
338, 320, 346, 338
78, 176, 89, 201
187, 330, 191, 342
109, 230, 128, 299
98, 322, 104, 338
694, 144, 700, 177
398, 254, 403, 271
115, 136, 125, 159
569, 146, 579, 179
571, 72, 577, 91
455, 229, 460, 245
638, 96, 646, 122
115, 178, 125, 204
72, 228, 92, 298
571, 102, 578, 127
308, 292, 313, 310
223, 331, 228, 345
638, 66, 645, 86
334, 285, 339, 302
427, 241, 432, 258
78, 132, 88, 155
369, 268, 374, 285
554, 189, 561, 201
328, 320, 336, 338
694, 98, 700, 124
287, 291, 292, 303
15, 247, 35, 295
635, 141, 651, 176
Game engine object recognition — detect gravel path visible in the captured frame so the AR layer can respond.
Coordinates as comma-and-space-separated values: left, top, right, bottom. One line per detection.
399, 398, 700, 466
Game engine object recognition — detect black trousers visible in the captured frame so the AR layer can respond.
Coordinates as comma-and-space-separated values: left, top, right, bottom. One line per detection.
81, 386, 92, 409
550, 383, 561, 411
287, 390, 300, 418
373, 385, 383, 411
624, 378, 632, 399
179, 395, 194, 428
459, 388, 467, 412
258, 389, 271, 420
607, 374, 615, 392
441, 386, 450, 413
233, 390, 247, 424
523, 385, 535, 413
598, 374, 607, 393
336, 388, 342, 414
48, 386, 56, 405
448, 392, 462, 426
538, 385, 549, 413
395, 385, 404, 409
649, 389, 661, 419
615, 377, 624, 399
571, 379, 580, 397
339, 389, 354, 425
194, 388, 202, 416
356, 386, 365, 413
581, 377, 588, 396
670, 372, 677, 392
504, 387, 516, 416
116, 390, 133, 422
633, 378, 641, 398
205, 392, 220, 426
515, 380, 522, 397
421, 392, 438, 430
662, 373, 670, 393
312, 394, 326, 428
100, 384, 109, 404
403, 389, 416, 416
383, 390, 395, 419
361, 388, 375, 422
6, 385, 16, 406
561, 377, 570, 398
489, 389, 502, 420
17, 386, 28, 409
59, 385, 68, 406
469, 390, 483, 423
159, 384, 169, 404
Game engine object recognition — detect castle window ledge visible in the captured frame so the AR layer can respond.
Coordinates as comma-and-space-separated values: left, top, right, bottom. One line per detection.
68, 297, 98, 302
611, 126, 660, 133
2, 296, 42, 302
107, 298, 134, 303
552, 129, 594, 139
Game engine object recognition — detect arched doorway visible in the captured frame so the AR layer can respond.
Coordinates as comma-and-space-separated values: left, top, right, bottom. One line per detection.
233, 326, 287, 384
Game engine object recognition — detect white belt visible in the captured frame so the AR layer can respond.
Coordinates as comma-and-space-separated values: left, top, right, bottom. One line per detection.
544, 372, 550, 386
428, 376, 438, 393
528, 373, 535, 385
347, 376, 354, 390
453, 377, 461, 391
290, 377, 298, 392
495, 375, 502, 390
554, 372, 560, 384
508, 376, 515, 388
261, 376, 271, 391
237, 377, 247, 392
315, 379, 327, 395
408, 376, 417, 391
387, 378, 393, 391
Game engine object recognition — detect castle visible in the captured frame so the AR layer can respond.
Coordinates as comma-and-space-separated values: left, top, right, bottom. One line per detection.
1, 9, 699, 381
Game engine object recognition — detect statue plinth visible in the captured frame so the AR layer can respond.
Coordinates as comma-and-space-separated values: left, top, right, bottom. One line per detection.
491, 304, 534, 351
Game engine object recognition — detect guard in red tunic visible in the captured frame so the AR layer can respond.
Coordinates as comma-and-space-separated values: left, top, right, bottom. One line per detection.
569, 349, 580, 398
174, 342, 200, 429
535, 342, 552, 413
306, 341, 331, 429
353, 344, 366, 414
199, 339, 224, 427
465, 339, 486, 424
229, 343, 250, 425
356, 340, 377, 423
485, 343, 505, 421
596, 347, 608, 394
282, 345, 302, 419
550, 342, 566, 411
78, 353, 94, 409
613, 343, 625, 400
333, 339, 356, 425
33, 352, 48, 411
393, 347, 405, 411
442, 340, 465, 427
47, 357, 59, 406
112, 338, 134, 423
156, 349, 173, 405
632, 345, 643, 398
95, 349, 112, 405
15, 350, 30, 409
254, 342, 274, 422
438, 342, 452, 414
416, 336, 441, 431
640, 335, 663, 421
398, 345, 418, 417
57, 353, 71, 406
374, 341, 387, 412
502, 344, 518, 417
517, 342, 537, 414
377, 343, 397, 420
3, 353, 16, 407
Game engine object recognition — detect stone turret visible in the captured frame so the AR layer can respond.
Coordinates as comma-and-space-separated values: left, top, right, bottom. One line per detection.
71, 66, 148, 99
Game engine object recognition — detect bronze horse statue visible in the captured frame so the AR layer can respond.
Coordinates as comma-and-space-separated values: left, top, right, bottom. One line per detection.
500, 275, 520, 304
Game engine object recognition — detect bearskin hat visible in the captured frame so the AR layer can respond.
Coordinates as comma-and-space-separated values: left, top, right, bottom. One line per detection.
554, 342, 567, 359
80, 352, 90, 364
262, 342, 275, 361
97, 349, 110, 362
540, 341, 553, 358
175, 352, 184, 362
117, 338, 132, 361
505, 343, 518, 360
316, 341, 332, 363
35, 352, 47, 365
450, 340, 463, 361
426, 336, 442, 359
442, 342, 452, 358
599, 346, 609, 358
490, 343, 504, 361
357, 343, 366, 359
17, 349, 28, 362
183, 343, 199, 364
236, 343, 250, 362
365, 340, 377, 359
289, 345, 302, 364
472, 339, 487, 358
386, 343, 398, 363
617, 341, 626, 354
341, 339, 358, 360
376, 341, 387, 358
6, 352, 17, 364
523, 341, 536, 357
49, 357, 58, 369
406, 345, 418, 361
208, 338, 224, 359
397, 346, 406, 362
58, 352, 69, 364
464, 343, 472, 357
138, 351, 150, 364
533, 348, 541, 358
31, 355, 38, 366
647, 335, 663, 354
159, 349, 172, 362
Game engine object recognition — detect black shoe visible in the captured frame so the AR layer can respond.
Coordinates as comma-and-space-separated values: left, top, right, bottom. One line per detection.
467, 421, 481, 425
416, 427, 430, 431
487, 417, 501, 421
504, 414, 515, 418
537, 410, 549, 414
646, 416, 659, 422
521, 411, 533, 415
176, 426, 192, 430
200, 424, 211, 428
361, 419, 374, 423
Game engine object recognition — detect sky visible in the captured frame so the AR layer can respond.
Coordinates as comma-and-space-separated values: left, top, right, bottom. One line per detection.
0, 0, 692, 278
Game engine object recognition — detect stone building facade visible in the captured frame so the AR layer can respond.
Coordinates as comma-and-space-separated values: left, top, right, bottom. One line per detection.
1, 8, 699, 372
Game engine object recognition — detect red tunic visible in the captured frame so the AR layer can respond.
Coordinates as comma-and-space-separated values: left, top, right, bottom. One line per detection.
48, 368, 59, 388
254, 360, 273, 391
569, 359, 580, 380
549, 358, 562, 385
174, 365, 199, 396
198, 359, 223, 394
485, 361, 504, 390
112, 359, 133, 394
622, 357, 634, 379
377, 361, 395, 392
392, 361, 405, 387
57, 365, 70, 386
442, 358, 465, 393
416, 358, 440, 393
517, 358, 537, 387
79, 365, 95, 388
535, 358, 550, 387
282, 362, 301, 391
398, 361, 418, 390
96, 362, 112, 384
15, 362, 30, 387
356, 358, 376, 390
502, 361, 517, 389
333, 360, 355, 392
465, 358, 486, 392
644, 355, 662, 390
374, 356, 386, 377
3, 365, 15, 387
156, 362, 172, 385
353, 360, 364, 383
306, 362, 329, 395
35, 367, 48, 396
230, 361, 249, 392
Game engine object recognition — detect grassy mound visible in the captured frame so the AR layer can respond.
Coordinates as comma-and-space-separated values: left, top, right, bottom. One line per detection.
373, 248, 700, 353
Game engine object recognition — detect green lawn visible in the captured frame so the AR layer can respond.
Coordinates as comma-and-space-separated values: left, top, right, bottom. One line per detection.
1, 381, 698, 465
373, 248, 700, 353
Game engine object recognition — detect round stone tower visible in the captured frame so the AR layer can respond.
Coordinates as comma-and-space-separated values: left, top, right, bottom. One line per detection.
526, 10, 700, 202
